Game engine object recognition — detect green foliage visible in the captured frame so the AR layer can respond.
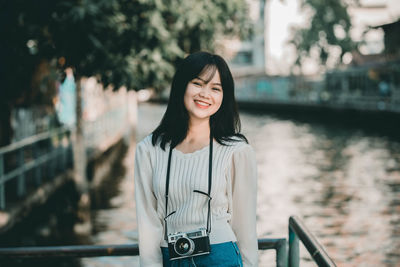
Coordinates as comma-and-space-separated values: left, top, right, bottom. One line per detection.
0, 0, 252, 146
162, 0, 252, 54
1, 0, 252, 103
289, 0, 357, 72
0, 0, 57, 106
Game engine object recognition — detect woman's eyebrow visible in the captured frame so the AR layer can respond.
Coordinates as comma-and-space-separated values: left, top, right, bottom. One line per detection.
195, 77, 221, 86
194, 77, 206, 82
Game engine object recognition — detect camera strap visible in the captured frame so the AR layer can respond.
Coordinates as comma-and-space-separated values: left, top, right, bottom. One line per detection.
164, 132, 213, 241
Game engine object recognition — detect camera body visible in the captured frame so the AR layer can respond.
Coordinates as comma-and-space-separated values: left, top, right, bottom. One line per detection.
167, 228, 211, 260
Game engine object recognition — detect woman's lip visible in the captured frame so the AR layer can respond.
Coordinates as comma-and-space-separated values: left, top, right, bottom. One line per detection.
194, 100, 211, 108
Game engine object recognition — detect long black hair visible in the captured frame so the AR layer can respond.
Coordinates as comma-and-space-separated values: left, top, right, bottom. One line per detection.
152, 51, 247, 149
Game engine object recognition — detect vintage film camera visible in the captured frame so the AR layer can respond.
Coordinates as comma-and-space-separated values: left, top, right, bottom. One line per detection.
167, 228, 211, 260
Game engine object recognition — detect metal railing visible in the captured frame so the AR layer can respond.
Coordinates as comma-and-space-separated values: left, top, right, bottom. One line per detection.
0, 127, 73, 210
0, 240, 287, 266
234, 63, 400, 114
0, 102, 130, 211
0, 216, 336, 267
289, 216, 336, 267
259, 238, 288, 267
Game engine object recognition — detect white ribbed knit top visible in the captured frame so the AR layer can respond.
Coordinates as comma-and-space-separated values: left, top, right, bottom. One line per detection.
134, 135, 258, 266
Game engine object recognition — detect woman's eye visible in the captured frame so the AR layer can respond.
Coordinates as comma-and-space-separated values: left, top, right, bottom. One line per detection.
212, 87, 221, 91
192, 82, 201, 86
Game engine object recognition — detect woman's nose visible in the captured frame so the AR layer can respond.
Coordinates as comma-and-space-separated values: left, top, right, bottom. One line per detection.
198, 87, 210, 98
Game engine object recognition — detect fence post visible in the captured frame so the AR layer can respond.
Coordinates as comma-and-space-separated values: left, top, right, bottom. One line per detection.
49, 138, 56, 179
289, 225, 300, 267
34, 143, 42, 186
17, 148, 26, 197
67, 131, 73, 168
61, 133, 67, 171
56, 134, 62, 174
276, 238, 288, 267
0, 154, 5, 210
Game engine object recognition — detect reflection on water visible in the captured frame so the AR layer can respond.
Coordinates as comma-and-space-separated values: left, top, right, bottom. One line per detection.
81, 138, 140, 267
83, 102, 400, 267
245, 114, 400, 267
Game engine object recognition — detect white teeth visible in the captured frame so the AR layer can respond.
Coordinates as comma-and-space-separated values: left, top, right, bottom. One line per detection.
195, 100, 210, 106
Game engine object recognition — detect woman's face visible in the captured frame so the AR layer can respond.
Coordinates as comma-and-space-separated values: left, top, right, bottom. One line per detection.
184, 69, 223, 123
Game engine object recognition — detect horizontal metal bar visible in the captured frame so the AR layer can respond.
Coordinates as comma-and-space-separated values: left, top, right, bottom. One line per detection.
0, 239, 283, 259
258, 238, 286, 250
0, 145, 71, 185
1, 165, 24, 184
0, 244, 139, 258
2, 153, 50, 184
289, 216, 336, 267
0, 126, 72, 155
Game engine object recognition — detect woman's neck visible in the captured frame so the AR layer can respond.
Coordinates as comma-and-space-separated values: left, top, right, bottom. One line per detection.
176, 119, 211, 153
187, 119, 210, 140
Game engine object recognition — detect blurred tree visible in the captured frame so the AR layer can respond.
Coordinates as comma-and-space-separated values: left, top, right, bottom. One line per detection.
0, 1, 61, 146
162, 0, 252, 55
288, 0, 357, 73
0, 0, 252, 146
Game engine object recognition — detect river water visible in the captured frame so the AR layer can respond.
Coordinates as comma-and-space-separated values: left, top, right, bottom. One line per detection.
78, 102, 400, 267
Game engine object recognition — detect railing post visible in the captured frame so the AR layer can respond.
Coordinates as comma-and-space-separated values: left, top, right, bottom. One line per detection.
34, 143, 42, 186
49, 139, 56, 179
0, 154, 5, 210
289, 216, 336, 267
289, 225, 300, 267
61, 134, 67, 171
67, 131, 73, 168
56, 135, 62, 175
276, 238, 288, 267
17, 149, 26, 197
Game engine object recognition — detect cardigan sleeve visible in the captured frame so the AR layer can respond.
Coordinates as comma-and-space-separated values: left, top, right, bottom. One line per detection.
230, 144, 259, 266
134, 140, 163, 266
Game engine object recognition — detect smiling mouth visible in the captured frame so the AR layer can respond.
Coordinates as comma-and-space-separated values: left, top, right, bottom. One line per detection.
194, 100, 211, 108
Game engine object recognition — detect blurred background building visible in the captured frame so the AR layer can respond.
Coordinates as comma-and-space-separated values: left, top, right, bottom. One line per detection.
222, 0, 400, 76
220, 0, 267, 76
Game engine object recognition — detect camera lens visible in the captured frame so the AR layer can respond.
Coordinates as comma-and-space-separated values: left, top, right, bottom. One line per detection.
174, 237, 194, 256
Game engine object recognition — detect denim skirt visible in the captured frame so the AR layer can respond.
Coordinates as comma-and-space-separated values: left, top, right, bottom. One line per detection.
161, 241, 243, 267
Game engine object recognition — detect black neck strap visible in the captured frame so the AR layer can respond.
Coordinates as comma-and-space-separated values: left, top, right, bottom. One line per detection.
164, 133, 213, 241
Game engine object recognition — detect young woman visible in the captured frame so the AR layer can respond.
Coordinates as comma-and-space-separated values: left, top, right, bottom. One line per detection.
134, 52, 258, 266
